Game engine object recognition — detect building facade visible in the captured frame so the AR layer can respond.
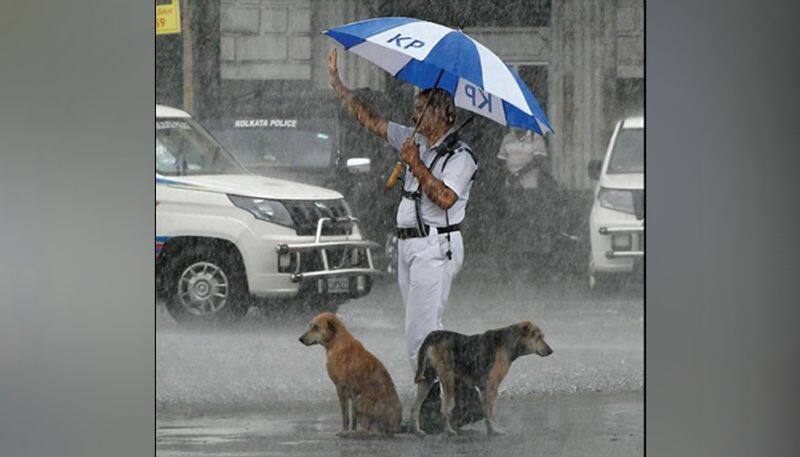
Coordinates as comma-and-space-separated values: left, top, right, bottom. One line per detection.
158, 0, 643, 190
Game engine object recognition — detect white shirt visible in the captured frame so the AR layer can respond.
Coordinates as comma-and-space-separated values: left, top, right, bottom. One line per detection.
497, 129, 547, 189
387, 122, 478, 228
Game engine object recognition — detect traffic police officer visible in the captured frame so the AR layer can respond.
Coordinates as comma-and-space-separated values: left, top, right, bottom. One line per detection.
327, 48, 477, 367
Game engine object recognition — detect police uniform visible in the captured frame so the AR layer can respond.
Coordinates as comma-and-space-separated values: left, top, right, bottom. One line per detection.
387, 122, 478, 368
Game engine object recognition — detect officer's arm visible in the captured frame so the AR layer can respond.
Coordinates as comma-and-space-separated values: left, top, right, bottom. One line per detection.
401, 139, 457, 210
328, 48, 388, 140
409, 161, 458, 210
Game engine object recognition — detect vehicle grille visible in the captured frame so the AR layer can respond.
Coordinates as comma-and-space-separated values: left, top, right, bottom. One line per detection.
298, 246, 369, 272
284, 199, 352, 236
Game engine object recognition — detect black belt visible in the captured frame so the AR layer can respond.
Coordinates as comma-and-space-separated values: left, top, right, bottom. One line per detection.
396, 224, 460, 240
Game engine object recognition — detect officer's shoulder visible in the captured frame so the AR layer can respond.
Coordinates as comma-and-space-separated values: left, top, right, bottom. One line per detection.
453, 140, 477, 164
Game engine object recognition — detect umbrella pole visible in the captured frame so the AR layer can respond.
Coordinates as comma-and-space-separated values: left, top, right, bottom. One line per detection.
386, 70, 445, 190
453, 115, 476, 135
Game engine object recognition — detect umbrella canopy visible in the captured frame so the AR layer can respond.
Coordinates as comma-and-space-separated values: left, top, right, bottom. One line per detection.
323, 17, 553, 136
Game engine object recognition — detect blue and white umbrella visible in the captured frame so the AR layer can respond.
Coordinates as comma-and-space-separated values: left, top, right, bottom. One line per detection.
324, 17, 553, 135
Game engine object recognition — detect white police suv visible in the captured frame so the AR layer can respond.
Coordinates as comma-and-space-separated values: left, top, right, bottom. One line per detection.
587, 116, 644, 290
156, 105, 380, 324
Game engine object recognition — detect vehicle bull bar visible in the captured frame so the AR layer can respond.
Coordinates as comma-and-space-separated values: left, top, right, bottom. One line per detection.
275, 217, 382, 283
599, 226, 645, 259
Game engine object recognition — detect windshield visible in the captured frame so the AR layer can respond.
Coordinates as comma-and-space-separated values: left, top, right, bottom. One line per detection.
156, 118, 248, 176
607, 127, 643, 174
212, 118, 336, 172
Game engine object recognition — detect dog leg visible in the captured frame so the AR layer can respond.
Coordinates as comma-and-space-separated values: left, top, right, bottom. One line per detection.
482, 383, 505, 436
336, 386, 350, 433
337, 410, 367, 438
341, 413, 373, 436
410, 379, 436, 436
440, 373, 458, 436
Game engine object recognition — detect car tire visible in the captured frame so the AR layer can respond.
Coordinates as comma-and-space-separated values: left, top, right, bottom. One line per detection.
165, 245, 249, 325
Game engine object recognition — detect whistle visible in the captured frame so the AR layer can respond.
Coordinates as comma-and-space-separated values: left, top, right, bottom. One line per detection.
386, 161, 405, 190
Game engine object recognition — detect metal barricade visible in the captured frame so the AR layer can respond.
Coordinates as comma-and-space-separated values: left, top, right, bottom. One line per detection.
599, 225, 645, 259
275, 217, 382, 283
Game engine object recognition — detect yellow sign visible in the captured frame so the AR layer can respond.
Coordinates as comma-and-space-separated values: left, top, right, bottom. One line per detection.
156, 0, 181, 35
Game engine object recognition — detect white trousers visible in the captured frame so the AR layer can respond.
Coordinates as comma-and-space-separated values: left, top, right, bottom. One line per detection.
397, 227, 464, 369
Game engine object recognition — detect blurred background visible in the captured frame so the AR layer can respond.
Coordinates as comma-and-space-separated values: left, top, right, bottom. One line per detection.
156, 0, 644, 285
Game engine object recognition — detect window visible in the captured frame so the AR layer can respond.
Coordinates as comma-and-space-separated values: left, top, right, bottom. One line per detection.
212, 118, 338, 171
608, 128, 643, 174
156, 119, 247, 176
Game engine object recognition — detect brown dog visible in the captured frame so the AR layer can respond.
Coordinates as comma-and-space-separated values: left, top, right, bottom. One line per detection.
299, 312, 402, 435
411, 320, 553, 436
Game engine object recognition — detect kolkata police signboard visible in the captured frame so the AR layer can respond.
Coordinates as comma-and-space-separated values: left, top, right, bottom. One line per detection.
234, 119, 298, 129
156, 0, 181, 35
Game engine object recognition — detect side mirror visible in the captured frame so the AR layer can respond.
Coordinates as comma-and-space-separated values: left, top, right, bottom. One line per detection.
346, 157, 371, 174
587, 159, 603, 180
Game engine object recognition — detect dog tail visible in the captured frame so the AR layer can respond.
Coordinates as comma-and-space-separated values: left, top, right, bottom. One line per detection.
414, 339, 431, 384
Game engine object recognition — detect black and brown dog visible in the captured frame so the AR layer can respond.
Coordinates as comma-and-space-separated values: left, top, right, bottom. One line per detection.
411, 320, 553, 436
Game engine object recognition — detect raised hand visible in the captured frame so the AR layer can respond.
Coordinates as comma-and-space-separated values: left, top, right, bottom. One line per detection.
327, 47, 387, 140
328, 48, 342, 89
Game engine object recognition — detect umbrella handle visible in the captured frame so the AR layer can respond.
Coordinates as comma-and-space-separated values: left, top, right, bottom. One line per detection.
386, 161, 405, 190
385, 70, 444, 190
385, 91, 431, 190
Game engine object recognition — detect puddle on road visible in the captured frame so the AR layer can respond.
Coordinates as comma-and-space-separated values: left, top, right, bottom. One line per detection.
158, 392, 643, 457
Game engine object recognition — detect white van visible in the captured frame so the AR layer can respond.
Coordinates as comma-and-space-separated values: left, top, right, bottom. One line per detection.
587, 116, 644, 290
156, 105, 380, 323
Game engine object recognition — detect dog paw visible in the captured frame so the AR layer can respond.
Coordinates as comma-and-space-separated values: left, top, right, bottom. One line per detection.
487, 427, 506, 436
445, 428, 459, 437
413, 429, 426, 437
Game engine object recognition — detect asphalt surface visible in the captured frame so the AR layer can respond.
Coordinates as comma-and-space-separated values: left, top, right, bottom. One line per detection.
157, 391, 642, 457
157, 269, 643, 456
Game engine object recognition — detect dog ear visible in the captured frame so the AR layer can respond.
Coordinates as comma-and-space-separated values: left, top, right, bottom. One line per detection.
327, 319, 336, 334
520, 321, 533, 336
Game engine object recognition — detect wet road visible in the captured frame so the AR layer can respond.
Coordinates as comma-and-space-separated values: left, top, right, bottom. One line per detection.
157, 270, 642, 456
158, 391, 642, 457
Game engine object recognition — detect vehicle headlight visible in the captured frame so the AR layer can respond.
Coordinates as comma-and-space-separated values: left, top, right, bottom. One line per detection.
228, 195, 294, 227
597, 188, 635, 214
